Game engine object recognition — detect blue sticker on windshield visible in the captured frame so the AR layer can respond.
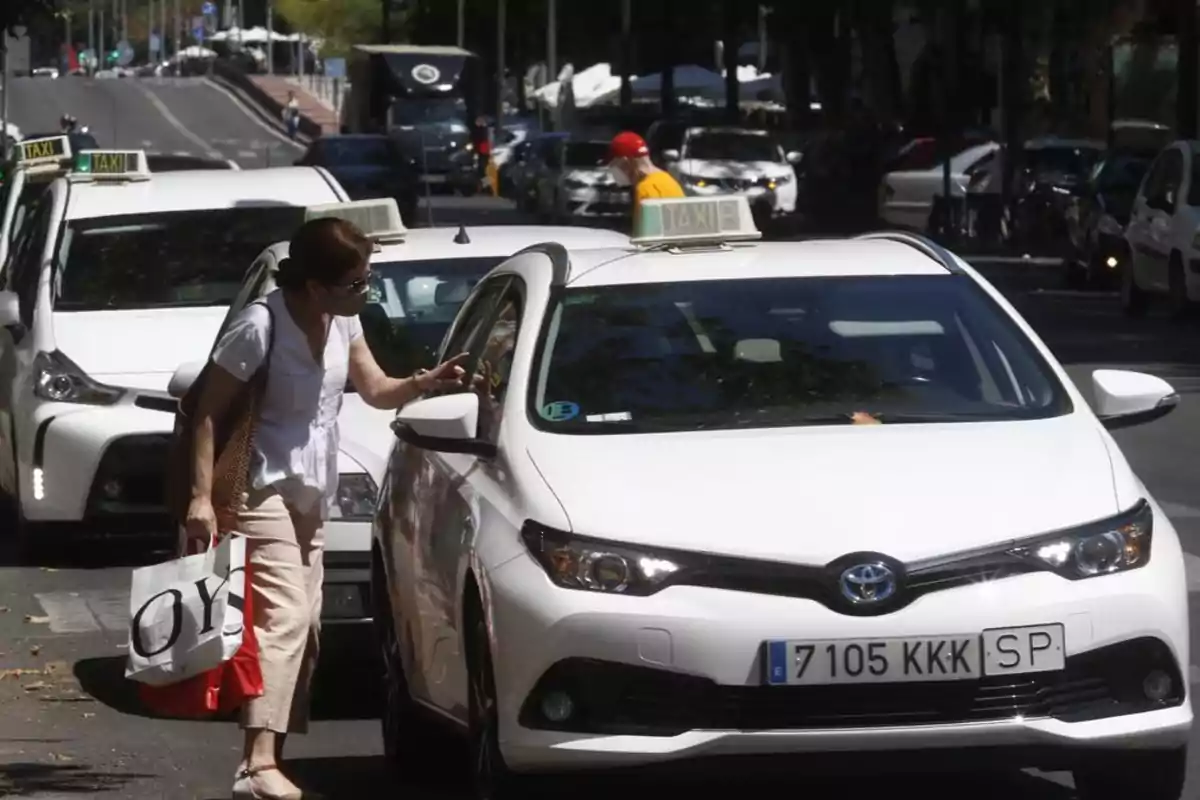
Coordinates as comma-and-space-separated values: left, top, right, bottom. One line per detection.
541, 401, 580, 422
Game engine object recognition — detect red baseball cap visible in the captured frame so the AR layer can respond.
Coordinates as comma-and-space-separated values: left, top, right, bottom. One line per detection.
609, 131, 649, 159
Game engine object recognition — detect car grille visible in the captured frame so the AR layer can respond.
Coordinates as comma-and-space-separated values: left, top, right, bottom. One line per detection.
86, 433, 172, 513
519, 637, 1183, 736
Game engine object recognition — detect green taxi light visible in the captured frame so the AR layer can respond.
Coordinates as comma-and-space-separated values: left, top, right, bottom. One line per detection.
632, 196, 761, 247
71, 150, 150, 181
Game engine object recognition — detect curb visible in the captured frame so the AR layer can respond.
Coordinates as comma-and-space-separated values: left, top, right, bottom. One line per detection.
204, 74, 314, 147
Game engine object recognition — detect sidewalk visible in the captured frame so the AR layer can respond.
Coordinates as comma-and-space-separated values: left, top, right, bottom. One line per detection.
248, 75, 339, 136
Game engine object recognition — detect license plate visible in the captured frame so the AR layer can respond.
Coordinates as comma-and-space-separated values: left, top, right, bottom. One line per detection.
764, 624, 1065, 686
421, 174, 447, 184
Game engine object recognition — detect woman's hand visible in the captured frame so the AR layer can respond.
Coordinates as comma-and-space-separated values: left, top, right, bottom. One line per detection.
416, 352, 470, 394
182, 495, 217, 555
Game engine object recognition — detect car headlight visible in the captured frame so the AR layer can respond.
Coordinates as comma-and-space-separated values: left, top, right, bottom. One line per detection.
521, 521, 688, 595
33, 350, 124, 405
1008, 501, 1152, 579
332, 472, 377, 520
682, 174, 711, 188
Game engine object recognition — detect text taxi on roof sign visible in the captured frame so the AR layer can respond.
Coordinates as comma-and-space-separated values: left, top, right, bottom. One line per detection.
68, 149, 151, 183
631, 195, 762, 248
16, 136, 73, 171
304, 198, 408, 245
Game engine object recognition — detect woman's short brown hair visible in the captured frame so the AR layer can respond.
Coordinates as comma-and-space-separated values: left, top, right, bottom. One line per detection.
277, 216, 372, 290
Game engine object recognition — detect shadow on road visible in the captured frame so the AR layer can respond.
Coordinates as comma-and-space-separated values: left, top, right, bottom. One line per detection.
0, 761, 155, 796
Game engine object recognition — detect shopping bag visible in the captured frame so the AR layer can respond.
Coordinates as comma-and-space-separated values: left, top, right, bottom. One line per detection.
125, 534, 248, 687
137, 560, 263, 719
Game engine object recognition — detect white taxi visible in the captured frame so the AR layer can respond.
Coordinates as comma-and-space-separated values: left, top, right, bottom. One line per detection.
167, 198, 630, 624
0, 135, 76, 270
0, 150, 349, 557
374, 195, 1190, 799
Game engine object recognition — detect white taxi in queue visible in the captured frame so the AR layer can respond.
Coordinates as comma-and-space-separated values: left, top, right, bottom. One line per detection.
373, 194, 1191, 799
167, 198, 630, 626
0, 150, 349, 556
0, 135, 76, 270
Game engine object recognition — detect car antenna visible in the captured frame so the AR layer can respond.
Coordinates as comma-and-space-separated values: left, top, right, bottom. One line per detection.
454, 222, 470, 244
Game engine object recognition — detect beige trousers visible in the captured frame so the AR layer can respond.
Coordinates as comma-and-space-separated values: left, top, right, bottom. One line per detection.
236, 487, 324, 734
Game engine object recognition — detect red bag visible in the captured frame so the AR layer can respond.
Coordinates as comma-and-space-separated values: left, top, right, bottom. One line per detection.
138, 561, 263, 718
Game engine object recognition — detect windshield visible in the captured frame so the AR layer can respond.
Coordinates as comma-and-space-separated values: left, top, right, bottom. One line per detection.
319, 138, 395, 166
685, 132, 779, 163
1098, 154, 1152, 193
563, 142, 609, 168
530, 275, 1070, 434
1026, 146, 1102, 177
361, 256, 505, 377
390, 98, 467, 128
55, 207, 307, 311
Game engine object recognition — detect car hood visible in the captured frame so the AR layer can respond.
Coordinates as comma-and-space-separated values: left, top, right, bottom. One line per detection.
681, 159, 793, 180
53, 307, 229, 391
563, 168, 617, 186
526, 415, 1119, 565
337, 393, 395, 486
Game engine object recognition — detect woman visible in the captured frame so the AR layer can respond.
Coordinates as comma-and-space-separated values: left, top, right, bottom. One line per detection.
282, 92, 300, 140
185, 217, 466, 800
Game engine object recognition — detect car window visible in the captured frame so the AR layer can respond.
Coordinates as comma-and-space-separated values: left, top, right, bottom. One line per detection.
359, 256, 506, 377
438, 275, 512, 369
1100, 154, 1152, 194
563, 142, 609, 168
888, 138, 940, 172
1160, 149, 1184, 207
213, 260, 269, 343
1025, 146, 1103, 178
53, 207, 306, 311
529, 275, 1071, 434
320, 138, 394, 166
9, 196, 52, 327
685, 132, 779, 163
472, 287, 523, 443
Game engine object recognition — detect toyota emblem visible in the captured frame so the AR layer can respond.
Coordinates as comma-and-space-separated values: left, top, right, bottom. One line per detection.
412, 64, 441, 84
839, 562, 897, 604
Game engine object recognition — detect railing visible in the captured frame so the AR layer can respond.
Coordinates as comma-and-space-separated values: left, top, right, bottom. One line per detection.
287, 74, 347, 117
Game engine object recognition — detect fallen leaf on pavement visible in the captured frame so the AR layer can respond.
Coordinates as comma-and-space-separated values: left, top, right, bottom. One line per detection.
82, 712, 95, 718
23, 682, 47, 692
0, 668, 43, 679
29, 645, 41, 656
0, 606, 10, 613
24, 615, 49, 624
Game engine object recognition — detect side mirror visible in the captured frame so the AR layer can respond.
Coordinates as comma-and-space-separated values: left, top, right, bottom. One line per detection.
168, 360, 205, 399
662, 148, 681, 162
1092, 369, 1179, 429
786, 150, 802, 164
391, 393, 497, 458
0, 290, 20, 329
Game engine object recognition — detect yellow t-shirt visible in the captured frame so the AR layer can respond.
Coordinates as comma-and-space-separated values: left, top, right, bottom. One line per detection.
633, 169, 685, 228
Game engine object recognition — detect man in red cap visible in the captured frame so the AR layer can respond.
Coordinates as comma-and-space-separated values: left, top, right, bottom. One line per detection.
608, 131, 684, 229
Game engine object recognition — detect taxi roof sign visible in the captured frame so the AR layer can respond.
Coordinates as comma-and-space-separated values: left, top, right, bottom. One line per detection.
631, 196, 761, 247
68, 149, 151, 182
16, 136, 72, 168
304, 198, 408, 243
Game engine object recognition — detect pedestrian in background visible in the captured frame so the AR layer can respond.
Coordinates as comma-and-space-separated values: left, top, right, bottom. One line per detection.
607, 131, 685, 232
183, 217, 467, 800
282, 91, 300, 140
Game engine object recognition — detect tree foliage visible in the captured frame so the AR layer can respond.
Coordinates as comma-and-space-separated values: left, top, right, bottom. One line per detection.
274, 0, 383, 55
2, 0, 59, 38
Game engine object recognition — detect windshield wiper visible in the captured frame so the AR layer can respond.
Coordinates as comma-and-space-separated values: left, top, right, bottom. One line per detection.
869, 411, 1006, 424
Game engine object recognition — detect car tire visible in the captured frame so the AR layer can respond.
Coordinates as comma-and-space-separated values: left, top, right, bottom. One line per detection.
372, 558, 443, 781
466, 601, 527, 800
1120, 256, 1149, 317
1073, 746, 1186, 800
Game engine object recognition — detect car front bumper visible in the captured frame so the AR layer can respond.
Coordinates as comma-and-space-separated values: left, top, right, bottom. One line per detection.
21, 402, 174, 528
485, 530, 1191, 772
322, 519, 372, 625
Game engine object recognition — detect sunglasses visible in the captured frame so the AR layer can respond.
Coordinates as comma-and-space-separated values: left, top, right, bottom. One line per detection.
331, 272, 372, 294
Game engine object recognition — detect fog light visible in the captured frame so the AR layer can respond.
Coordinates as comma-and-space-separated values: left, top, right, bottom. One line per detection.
102, 479, 122, 500
1106, 256, 1119, 269
31, 467, 45, 501
540, 691, 574, 722
1143, 670, 1173, 701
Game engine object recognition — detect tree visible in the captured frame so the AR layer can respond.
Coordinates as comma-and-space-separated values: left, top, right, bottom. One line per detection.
2, 0, 58, 37
274, 0, 382, 54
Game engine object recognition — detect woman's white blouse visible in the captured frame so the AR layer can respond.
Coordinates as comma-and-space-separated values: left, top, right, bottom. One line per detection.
211, 289, 362, 518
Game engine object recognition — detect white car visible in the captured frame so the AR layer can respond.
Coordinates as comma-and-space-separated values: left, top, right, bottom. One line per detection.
881, 141, 999, 231
535, 138, 631, 223
373, 195, 1190, 799
1, 135, 76, 270
168, 202, 631, 624
662, 126, 800, 217
0, 151, 349, 557
1122, 139, 1200, 317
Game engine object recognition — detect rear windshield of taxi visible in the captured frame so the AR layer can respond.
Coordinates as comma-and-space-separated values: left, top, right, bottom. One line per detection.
54, 207, 306, 311
527, 274, 1071, 433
